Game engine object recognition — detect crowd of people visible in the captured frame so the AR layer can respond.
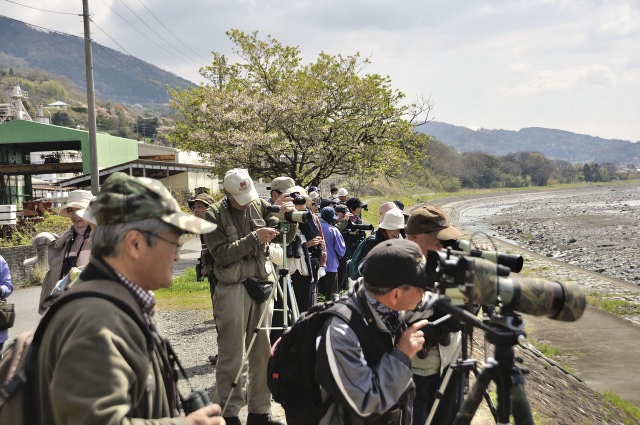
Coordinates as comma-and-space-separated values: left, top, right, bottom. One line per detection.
3, 169, 472, 425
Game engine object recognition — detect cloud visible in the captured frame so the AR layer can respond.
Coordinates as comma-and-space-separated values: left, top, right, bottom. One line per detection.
506, 65, 619, 95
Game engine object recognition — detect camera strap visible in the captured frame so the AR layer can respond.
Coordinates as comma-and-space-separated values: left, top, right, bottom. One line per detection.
163, 338, 197, 405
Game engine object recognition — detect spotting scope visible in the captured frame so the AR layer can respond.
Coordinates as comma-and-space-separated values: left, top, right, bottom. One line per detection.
426, 250, 586, 322
445, 239, 524, 273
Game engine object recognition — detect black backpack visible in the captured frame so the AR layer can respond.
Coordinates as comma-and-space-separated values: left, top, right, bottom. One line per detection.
267, 295, 376, 425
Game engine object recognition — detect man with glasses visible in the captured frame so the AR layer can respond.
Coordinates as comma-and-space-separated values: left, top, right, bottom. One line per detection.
33, 172, 225, 424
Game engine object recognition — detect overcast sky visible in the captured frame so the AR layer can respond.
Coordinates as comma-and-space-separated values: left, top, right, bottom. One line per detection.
3, 0, 639, 141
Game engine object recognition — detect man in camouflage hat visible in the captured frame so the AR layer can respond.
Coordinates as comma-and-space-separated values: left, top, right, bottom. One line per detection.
33, 172, 224, 425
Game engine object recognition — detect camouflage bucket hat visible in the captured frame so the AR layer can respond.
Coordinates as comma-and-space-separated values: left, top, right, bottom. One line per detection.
90, 172, 217, 234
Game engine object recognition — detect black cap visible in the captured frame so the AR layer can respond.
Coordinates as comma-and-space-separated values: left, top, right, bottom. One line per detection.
320, 198, 338, 209
362, 239, 427, 288
345, 197, 366, 211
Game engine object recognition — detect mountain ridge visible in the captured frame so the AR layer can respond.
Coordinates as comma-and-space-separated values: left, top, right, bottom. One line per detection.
420, 121, 640, 165
0, 15, 196, 105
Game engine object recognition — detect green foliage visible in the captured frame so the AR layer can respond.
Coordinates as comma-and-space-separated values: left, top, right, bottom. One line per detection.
169, 29, 430, 188
602, 390, 640, 424
0, 213, 71, 247
586, 293, 640, 316
34, 213, 72, 235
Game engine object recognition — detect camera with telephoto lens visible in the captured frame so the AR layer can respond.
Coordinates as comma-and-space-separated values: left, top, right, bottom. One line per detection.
182, 390, 212, 415
346, 222, 374, 232
265, 205, 312, 223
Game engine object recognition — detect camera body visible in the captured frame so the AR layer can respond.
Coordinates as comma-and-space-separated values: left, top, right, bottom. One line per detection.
291, 195, 307, 206
182, 390, 212, 415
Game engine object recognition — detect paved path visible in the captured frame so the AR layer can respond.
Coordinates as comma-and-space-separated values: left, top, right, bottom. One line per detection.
439, 193, 640, 407
9, 236, 203, 337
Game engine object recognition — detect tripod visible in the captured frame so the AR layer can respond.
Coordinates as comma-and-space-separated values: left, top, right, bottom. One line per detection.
220, 219, 300, 416
435, 299, 535, 425
425, 306, 497, 425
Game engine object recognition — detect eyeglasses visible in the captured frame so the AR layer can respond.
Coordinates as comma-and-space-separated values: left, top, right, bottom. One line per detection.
137, 230, 183, 252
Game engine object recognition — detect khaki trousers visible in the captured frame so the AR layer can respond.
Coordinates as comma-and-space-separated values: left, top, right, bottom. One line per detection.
213, 282, 273, 416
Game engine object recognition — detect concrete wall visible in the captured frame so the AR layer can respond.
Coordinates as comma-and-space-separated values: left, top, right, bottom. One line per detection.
0, 244, 45, 288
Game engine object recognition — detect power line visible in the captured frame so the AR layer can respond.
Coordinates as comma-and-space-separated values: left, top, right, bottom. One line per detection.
100, 0, 198, 68
0, 13, 177, 94
117, 0, 207, 68
92, 41, 169, 93
135, 0, 211, 64
89, 19, 171, 92
0, 13, 84, 39
2, 0, 79, 16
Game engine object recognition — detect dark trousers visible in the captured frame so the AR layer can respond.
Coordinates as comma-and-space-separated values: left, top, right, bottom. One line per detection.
412, 367, 461, 425
317, 271, 338, 300
291, 270, 316, 313
337, 257, 348, 291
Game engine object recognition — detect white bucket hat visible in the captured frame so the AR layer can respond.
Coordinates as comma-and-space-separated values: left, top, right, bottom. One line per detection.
58, 190, 93, 217
337, 187, 348, 196
379, 208, 405, 230
75, 207, 96, 225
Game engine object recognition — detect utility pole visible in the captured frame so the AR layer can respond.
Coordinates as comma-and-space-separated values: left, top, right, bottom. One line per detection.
82, 0, 100, 195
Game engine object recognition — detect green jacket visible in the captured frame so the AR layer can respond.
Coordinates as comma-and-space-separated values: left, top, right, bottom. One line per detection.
35, 257, 188, 425
203, 197, 297, 284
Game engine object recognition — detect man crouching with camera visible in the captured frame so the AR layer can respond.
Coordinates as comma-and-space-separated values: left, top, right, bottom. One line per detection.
315, 239, 429, 425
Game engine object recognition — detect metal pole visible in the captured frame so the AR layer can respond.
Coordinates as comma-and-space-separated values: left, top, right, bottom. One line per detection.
82, 0, 100, 195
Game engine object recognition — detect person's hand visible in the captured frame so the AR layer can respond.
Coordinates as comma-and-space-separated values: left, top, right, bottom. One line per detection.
274, 193, 296, 213
396, 319, 428, 359
255, 227, 279, 243
185, 403, 225, 424
306, 236, 324, 248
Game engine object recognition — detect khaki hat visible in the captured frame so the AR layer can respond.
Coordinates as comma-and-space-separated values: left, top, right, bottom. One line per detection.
188, 193, 215, 209
337, 187, 348, 196
284, 185, 307, 196
379, 208, 405, 230
89, 172, 216, 234
223, 168, 259, 206
362, 239, 427, 289
405, 205, 462, 240
269, 176, 296, 192
58, 190, 93, 217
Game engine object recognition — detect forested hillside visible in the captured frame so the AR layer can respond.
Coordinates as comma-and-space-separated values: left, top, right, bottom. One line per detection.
421, 121, 640, 165
0, 15, 196, 105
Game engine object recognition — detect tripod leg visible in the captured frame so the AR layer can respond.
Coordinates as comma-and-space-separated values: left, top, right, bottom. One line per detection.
426, 341, 462, 425
510, 383, 534, 425
453, 360, 496, 425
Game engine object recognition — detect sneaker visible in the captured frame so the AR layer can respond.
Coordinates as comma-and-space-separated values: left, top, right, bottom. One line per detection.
223, 417, 241, 425
246, 412, 285, 425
